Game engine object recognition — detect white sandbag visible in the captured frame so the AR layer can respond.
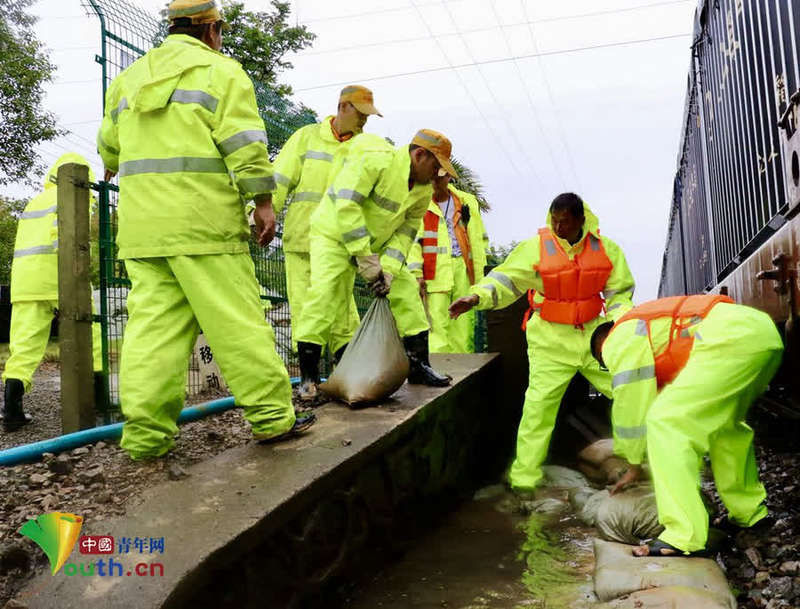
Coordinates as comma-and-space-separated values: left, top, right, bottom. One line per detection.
579, 438, 615, 465
593, 539, 735, 607
320, 297, 409, 406
595, 484, 663, 545
540, 465, 591, 489
597, 586, 735, 609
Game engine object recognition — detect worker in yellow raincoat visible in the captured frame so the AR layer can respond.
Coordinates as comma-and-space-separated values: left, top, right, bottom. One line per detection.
295, 129, 458, 400
270, 85, 381, 358
97, 0, 314, 459
407, 171, 489, 353
450, 193, 635, 491
590, 295, 783, 556
2, 154, 104, 431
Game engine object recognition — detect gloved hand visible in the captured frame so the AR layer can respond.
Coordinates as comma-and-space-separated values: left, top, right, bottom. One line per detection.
369, 271, 393, 296
356, 254, 383, 283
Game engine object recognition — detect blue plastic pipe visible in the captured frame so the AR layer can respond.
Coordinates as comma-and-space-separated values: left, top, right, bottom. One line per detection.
0, 375, 309, 467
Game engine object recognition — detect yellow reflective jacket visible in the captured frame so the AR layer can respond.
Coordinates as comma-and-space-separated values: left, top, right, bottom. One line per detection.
272, 116, 352, 253
10, 154, 95, 302
469, 204, 635, 320
311, 134, 432, 277
601, 301, 776, 465
406, 185, 489, 292
97, 34, 274, 260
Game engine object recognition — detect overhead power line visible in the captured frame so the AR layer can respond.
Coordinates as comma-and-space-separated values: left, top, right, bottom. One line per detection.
295, 32, 693, 92
407, 0, 526, 180
520, 0, 583, 190
298, 0, 692, 26
297, 0, 694, 57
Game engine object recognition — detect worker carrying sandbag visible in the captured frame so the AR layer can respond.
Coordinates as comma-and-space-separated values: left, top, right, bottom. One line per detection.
590, 295, 784, 557
321, 297, 409, 406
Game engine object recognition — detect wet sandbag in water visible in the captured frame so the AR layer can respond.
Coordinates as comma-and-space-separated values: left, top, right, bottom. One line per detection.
320, 297, 409, 406
597, 585, 736, 609
593, 539, 735, 607
579, 484, 663, 545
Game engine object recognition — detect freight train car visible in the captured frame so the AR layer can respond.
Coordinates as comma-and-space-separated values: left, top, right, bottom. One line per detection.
659, 0, 799, 399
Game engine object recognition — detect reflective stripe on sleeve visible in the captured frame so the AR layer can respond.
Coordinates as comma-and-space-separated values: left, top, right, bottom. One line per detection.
407, 262, 423, 271
14, 245, 56, 258
20, 206, 57, 220
239, 176, 276, 194
607, 303, 622, 311
612, 365, 656, 389
110, 98, 128, 123
487, 270, 522, 298
291, 191, 323, 203
119, 157, 227, 177
616, 424, 647, 439
336, 189, 366, 204
384, 248, 405, 263
274, 172, 291, 186
96, 132, 119, 156
218, 130, 267, 157
397, 224, 417, 239
342, 226, 370, 243
303, 150, 334, 162
170, 89, 219, 113
373, 193, 400, 213
484, 283, 499, 308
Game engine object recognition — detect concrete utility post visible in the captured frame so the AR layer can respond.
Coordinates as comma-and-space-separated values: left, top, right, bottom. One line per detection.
57, 163, 96, 432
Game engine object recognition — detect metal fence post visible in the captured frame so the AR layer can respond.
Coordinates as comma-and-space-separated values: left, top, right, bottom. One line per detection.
57, 163, 96, 432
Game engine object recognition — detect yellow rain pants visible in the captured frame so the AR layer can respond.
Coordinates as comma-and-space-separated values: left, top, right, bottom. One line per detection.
296, 230, 428, 347
645, 304, 782, 552
284, 250, 359, 354
509, 313, 613, 490
119, 253, 294, 459
3, 301, 102, 391
427, 256, 475, 353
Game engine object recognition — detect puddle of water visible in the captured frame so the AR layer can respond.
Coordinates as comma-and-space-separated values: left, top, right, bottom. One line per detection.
340, 487, 597, 609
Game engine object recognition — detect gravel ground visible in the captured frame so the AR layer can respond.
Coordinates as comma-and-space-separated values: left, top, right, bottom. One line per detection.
0, 365, 797, 609
708, 414, 800, 609
0, 364, 307, 608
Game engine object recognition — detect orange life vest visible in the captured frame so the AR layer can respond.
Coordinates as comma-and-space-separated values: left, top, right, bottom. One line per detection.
522, 228, 613, 328
613, 294, 735, 389
421, 190, 475, 284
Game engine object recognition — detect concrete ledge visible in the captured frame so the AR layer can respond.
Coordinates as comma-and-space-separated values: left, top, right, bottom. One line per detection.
19, 353, 511, 609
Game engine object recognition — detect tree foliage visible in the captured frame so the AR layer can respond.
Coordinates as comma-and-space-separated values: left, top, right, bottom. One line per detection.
486, 241, 519, 267
0, 0, 60, 187
0, 197, 28, 284
222, 1, 315, 97
451, 157, 490, 212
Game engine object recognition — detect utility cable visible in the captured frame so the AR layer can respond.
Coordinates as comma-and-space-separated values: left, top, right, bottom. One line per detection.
437, 0, 545, 189
407, 0, 526, 179
520, 0, 583, 190
295, 33, 692, 92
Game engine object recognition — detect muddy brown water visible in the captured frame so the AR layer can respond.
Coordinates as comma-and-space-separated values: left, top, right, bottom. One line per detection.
340, 486, 597, 609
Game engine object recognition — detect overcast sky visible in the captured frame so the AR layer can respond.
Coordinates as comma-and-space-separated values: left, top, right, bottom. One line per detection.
11, 0, 699, 300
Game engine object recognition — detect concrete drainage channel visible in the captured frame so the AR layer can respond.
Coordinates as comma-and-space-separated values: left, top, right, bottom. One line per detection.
14, 352, 735, 609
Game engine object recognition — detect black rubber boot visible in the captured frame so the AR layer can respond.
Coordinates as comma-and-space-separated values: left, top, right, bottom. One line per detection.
403, 331, 451, 387
93, 372, 109, 413
297, 342, 322, 401
2, 379, 32, 432
333, 343, 348, 365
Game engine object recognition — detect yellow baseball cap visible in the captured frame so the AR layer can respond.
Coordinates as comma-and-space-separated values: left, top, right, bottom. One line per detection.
167, 0, 225, 26
411, 129, 458, 178
339, 85, 382, 117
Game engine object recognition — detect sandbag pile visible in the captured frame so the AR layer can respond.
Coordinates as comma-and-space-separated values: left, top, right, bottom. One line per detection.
576, 484, 663, 546
576, 439, 629, 485
593, 539, 736, 608
320, 297, 409, 406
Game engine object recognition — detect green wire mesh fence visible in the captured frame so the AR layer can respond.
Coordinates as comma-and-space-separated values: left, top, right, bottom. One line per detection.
81, 0, 485, 422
